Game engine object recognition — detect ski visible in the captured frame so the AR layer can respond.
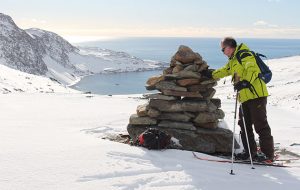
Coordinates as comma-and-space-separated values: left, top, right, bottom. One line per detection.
192, 152, 289, 167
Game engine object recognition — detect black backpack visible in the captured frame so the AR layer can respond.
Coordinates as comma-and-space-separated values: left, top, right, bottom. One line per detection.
138, 128, 171, 150
236, 50, 272, 84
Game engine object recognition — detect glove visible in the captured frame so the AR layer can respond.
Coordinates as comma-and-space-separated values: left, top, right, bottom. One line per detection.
201, 69, 214, 79
234, 80, 251, 92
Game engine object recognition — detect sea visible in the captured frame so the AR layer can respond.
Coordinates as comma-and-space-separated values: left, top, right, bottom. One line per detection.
72, 37, 300, 95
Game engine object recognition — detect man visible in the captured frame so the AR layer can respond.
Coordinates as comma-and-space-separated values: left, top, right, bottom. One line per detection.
203, 37, 274, 161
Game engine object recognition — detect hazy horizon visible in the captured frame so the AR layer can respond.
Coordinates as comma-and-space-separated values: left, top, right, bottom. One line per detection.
1, 0, 300, 43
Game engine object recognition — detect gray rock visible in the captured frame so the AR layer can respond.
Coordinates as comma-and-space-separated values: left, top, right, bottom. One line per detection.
177, 70, 201, 79
143, 93, 179, 101
174, 45, 198, 64
158, 120, 196, 131
136, 103, 149, 117
194, 122, 218, 129
147, 108, 161, 118
145, 85, 157, 91
158, 112, 191, 122
187, 82, 217, 92
210, 98, 221, 108
215, 109, 225, 119
146, 75, 165, 86
200, 79, 218, 85
194, 112, 218, 124
129, 114, 157, 125
164, 71, 201, 80
183, 64, 199, 72
155, 81, 187, 92
164, 74, 181, 80
177, 78, 200, 87
149, 99, 216, 112
202, 88, 216, 99
162, 90, 203, 98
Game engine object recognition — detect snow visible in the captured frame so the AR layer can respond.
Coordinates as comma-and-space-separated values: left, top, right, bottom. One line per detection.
0, 60, 77, 94
69, 48, 165, 74
0, 56, 300, 189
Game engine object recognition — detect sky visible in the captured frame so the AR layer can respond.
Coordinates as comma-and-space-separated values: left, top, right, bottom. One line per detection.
1, 0, 300, 42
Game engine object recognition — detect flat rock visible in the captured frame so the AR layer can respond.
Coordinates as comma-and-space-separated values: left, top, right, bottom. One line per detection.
157, 112, 191, 122
200, 79, 218, 85
136, 103, 148, 117
187, 82, 217, 92
149, 99, 217, 112
162, 90, 203, 98
129, 114, 157, 125
177, 78, 200, 86
158, 120, 196, 131
146, 75, 165, 86
201, 88, 216, 99
143, 93, 179, 100
194, 112, 218, 124
155, 81, 187, 92
147, 108, 161, 118
194, 122, 218, 129
178, 70, 201, 79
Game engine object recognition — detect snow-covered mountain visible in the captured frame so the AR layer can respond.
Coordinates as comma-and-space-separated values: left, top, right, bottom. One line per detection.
0, 13, 165, 85
0, 13, 48, 75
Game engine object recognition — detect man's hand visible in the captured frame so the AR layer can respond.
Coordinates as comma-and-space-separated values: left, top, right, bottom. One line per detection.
201, 69, 214, 79
234, 80, 251, 92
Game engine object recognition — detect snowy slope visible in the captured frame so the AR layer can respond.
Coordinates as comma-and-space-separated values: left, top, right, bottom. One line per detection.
0, 60, 78, 94
0, 56, 300, 189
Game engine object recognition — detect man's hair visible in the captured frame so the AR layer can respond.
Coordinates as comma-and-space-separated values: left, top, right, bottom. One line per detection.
222, 37, 237, 48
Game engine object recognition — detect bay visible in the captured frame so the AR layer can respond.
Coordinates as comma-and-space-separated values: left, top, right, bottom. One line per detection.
74, 37, 300, 95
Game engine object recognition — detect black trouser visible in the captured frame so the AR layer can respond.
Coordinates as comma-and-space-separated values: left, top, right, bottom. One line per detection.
238, 97, 274, 159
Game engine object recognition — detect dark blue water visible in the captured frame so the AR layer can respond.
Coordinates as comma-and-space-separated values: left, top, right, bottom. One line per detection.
74, 37, 300, 95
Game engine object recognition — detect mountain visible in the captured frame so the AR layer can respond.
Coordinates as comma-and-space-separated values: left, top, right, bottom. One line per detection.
0, 13, 165, 85
0, 13, 48, 75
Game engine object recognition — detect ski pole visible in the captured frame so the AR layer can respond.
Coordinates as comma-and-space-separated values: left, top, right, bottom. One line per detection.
240, 103, 255, 169
230, 91, 239, 175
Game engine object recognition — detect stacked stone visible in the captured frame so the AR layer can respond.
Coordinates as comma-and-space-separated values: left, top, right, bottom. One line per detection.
127, 45, 236, 154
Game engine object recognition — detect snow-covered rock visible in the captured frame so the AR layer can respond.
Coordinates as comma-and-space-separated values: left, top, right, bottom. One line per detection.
0, 13, 48, 75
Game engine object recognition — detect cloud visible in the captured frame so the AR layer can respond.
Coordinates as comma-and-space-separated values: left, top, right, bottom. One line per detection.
253, 20, 268, 26
30, 18, 47, 24
56, 26, 300, 42
253, 20, 278, 28
19, 18, 47, 26
267, 0, 280, 2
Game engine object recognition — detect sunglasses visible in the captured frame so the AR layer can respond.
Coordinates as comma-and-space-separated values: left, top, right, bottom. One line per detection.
221, 47, 227, 52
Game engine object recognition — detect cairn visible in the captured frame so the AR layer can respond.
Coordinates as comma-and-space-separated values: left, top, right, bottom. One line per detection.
127, 45, 236, 153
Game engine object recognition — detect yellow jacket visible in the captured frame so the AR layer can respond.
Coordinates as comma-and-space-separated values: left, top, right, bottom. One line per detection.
212, 43, 268, 103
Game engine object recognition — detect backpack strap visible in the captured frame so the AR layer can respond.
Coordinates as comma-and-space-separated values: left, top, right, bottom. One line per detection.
255, 52, 267, 59
235, 50, 260, 98
236, 49, 252, 65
